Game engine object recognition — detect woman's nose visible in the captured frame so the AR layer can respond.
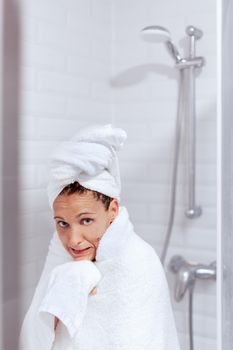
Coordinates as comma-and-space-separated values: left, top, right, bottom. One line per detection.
68, 228, 84, 247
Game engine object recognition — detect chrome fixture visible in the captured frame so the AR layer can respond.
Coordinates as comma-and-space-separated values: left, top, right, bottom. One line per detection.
186, 26, 203, 40
169, 255, 216, 302
168, 255, 216, 350
182, 26, 204, 220
140, 25, 182, 63
140, 25, 205, 265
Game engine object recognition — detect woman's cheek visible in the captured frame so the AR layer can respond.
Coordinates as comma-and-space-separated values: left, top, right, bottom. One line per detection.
88, 235, 101, 249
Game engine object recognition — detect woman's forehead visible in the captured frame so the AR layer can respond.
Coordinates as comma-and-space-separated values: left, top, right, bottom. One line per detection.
53, 192, 102, 212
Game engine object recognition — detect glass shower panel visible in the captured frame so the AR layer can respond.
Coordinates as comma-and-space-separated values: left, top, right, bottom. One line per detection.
222, 0, 233, 349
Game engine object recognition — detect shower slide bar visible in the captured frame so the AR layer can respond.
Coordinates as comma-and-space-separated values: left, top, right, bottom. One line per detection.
175, 26, 205, 219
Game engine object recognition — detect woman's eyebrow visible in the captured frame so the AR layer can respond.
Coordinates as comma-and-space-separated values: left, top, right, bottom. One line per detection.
54, 212, 96, 220
75, 212, 96, 217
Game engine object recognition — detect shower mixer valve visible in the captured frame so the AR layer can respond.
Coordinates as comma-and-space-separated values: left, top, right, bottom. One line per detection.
168, 255, 216, 302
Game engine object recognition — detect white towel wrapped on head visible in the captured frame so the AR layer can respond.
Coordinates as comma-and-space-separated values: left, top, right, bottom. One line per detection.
47, 123, 127, 208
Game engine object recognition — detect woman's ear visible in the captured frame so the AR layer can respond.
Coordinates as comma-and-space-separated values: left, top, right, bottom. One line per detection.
109, 198, 119, 221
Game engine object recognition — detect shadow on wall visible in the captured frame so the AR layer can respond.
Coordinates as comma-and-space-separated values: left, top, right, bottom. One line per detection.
110, 63, 178, 87
110, 62, 203, 88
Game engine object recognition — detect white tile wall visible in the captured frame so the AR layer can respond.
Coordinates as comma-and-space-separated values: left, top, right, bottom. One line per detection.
18, 0, 113, 322
18, 1, 217, 349
111, 1, 217, 350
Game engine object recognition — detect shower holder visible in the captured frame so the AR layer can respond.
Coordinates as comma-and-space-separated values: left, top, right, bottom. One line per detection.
175, 56, 205, 70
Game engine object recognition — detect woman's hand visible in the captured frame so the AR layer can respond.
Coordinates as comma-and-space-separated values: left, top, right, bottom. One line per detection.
54, 287, 97, 331
89, 287, 97, 296
54, 316, 59, 331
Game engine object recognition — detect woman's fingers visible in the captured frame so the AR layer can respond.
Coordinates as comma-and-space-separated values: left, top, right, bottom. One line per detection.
89, 287, 97, 295
54, 316, 59, 331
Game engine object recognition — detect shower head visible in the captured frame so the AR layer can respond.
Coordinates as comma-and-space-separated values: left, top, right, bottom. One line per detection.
140, 25, 182, 63
140, 25, 171, 43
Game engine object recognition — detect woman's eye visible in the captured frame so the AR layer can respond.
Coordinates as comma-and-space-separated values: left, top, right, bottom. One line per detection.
82, 218, 93, 225
57, 221, 68, 228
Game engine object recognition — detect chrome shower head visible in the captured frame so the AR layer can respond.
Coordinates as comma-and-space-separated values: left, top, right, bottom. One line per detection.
140, 25, 182, 63
140, 25, 171, 43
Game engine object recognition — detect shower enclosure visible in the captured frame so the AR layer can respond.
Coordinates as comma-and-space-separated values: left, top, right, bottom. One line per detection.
0, 0, 220, 349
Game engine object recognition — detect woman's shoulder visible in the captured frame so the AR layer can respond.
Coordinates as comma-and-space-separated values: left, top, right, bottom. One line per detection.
122, 232, 163, 273
129, 231, 159, 255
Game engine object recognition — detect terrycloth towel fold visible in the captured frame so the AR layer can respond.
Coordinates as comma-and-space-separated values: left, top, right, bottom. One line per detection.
38, 260, 102, 339
47, 124, 127, 208
19, 206, 181, 350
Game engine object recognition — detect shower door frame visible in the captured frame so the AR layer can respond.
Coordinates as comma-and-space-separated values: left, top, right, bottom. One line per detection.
0, 0, 3, 347
218, 0, 233, 349
1, 0, 21, 348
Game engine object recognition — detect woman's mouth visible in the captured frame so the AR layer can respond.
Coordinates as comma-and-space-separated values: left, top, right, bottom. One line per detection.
70, 246, 92, 257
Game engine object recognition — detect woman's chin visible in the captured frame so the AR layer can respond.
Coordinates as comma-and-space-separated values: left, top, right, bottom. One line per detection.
73, 256, 92, 261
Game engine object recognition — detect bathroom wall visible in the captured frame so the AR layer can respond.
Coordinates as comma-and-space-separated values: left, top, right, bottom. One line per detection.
18, 1, 217, 350
18, 0, 113, 322
111, 1, 216, 350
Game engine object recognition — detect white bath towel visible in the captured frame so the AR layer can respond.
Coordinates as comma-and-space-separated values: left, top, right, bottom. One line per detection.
39, 261, 102, 339
47, 124, 127, 208
19, 206, 181, 350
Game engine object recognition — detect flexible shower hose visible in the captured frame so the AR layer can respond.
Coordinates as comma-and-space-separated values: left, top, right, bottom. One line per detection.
160, 69, 185, 266
188, 282, 195, 350
160, 69, 195, 350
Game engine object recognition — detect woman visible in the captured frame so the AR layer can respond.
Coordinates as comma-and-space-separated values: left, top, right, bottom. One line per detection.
19, 123, 180, 350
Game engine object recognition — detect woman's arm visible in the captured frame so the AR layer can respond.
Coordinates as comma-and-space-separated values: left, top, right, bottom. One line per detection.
18, 231, 73, 350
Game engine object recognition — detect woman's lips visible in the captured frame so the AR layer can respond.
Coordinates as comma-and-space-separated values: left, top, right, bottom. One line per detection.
70, 246, 92, 257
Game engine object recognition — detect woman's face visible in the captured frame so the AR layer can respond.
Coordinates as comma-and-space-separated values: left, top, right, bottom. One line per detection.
53, 191, 119, 261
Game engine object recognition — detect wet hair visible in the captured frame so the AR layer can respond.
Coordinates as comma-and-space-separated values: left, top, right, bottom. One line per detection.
58, 181, 114, 211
